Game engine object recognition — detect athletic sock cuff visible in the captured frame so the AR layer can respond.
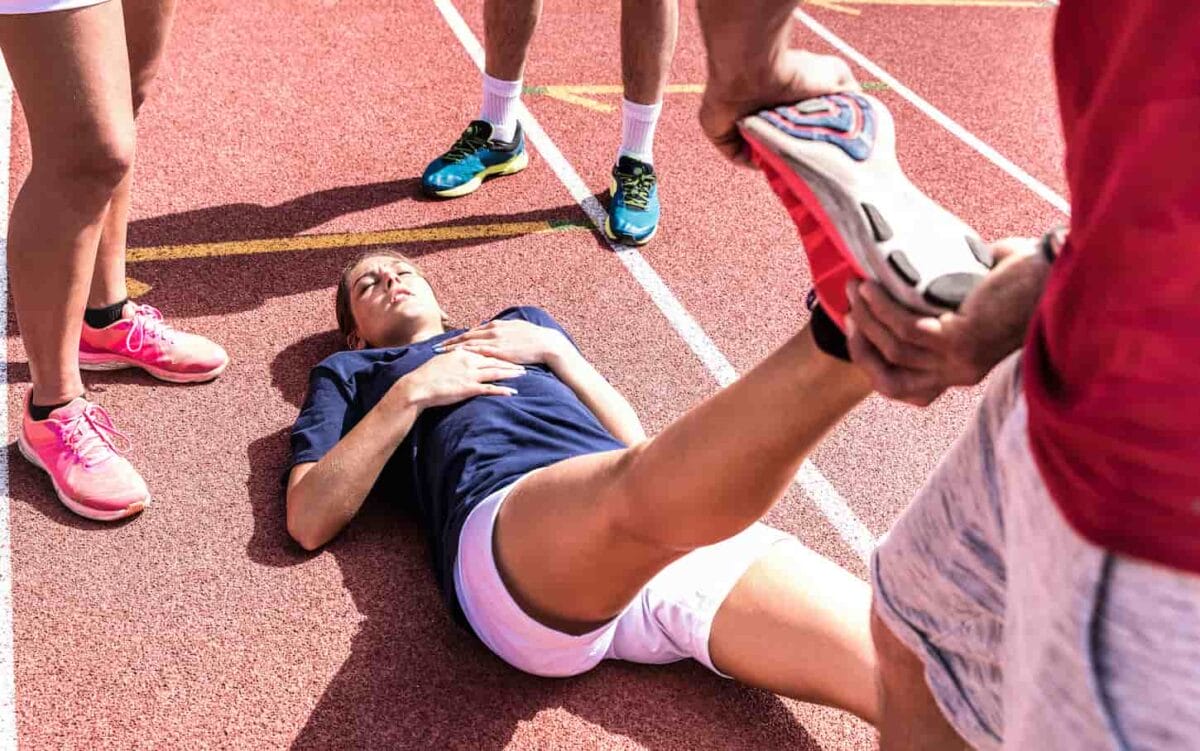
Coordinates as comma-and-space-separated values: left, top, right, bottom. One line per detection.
84, 298, 129, 329
806, 290, 850, 362
622, 98, 663, 121
482, 73, 523, 97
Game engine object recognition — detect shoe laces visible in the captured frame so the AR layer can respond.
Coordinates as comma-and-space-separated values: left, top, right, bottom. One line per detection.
58, 403, 131, 468
125, 304, 178, 353
442, 125, 490, 164
615, 168, 656, 211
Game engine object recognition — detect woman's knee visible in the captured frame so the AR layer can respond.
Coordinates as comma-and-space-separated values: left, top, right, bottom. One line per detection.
38, 119, 136, 199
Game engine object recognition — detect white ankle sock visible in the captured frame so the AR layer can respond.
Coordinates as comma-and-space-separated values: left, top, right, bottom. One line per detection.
619, 98, 663, 164
479, 73, 522, 143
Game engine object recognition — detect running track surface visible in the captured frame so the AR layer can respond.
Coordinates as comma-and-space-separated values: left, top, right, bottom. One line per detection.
4, 1, 1064, 748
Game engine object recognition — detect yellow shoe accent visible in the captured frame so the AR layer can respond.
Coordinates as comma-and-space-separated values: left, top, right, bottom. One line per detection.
604, 216, 659, 247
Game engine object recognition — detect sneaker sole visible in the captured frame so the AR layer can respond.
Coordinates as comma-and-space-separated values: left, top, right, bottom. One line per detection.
16, 432, 150, 522
79, 353, 229, 383
425, 150, 530, 199
604, 179, 659, 246
739, 93, 991, 327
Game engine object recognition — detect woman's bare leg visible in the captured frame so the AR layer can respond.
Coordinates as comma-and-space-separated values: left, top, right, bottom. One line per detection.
89, 0, 178, 309
0, 3, 135, 405
709, 539, 877, 724
494, 325, 871, 631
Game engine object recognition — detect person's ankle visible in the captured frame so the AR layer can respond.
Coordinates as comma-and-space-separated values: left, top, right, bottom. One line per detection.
28, 391, 85, 421
84, 298, 131, 328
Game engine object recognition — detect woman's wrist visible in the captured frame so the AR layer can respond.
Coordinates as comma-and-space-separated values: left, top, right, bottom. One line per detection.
541, 333, 575, 370
387, 375, 428, 413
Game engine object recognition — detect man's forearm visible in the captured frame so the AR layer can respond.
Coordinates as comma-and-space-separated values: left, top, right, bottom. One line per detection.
697, 0, 796, 87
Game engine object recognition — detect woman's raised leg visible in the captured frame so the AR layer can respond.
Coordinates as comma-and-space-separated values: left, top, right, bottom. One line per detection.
493, 325, 871, 631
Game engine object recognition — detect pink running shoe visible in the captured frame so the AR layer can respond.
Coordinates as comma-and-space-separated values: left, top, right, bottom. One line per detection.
79, 303, 229, 383
18, 397, 151, 521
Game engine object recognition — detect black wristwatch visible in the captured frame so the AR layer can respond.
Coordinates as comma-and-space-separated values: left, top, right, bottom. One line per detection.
1039, 225, 1067, 264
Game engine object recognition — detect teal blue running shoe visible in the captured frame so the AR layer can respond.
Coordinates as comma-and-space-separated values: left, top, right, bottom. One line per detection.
421, 120, 528, 198
605, 156, 660, 246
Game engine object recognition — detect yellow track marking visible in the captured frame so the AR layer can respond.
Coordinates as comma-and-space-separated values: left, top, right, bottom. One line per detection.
126, 277, 153, 298
525, 84, 704, 113
524, 82, 890, 110
123, 219, 590, 294
126, 219, 590, 264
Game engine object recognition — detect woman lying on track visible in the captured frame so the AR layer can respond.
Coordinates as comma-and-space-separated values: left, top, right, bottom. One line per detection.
285, 250, 877, 721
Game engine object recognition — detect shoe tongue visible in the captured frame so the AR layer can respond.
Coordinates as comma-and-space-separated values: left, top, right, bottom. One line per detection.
49, 397, 90, 420
618, 155, 652, 176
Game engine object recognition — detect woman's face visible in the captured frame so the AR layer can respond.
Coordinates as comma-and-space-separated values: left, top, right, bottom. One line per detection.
345, 255, 445, 348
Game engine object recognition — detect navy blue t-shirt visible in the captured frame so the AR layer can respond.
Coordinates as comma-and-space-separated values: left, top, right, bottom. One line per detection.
289, 306, 626, 621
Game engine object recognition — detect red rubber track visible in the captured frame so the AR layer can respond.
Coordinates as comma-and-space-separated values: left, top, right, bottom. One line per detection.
4, 1, 1062, 748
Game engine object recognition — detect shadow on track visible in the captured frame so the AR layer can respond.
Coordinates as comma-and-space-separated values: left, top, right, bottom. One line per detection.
240, 331, 824, 751
121, 179, 606, 320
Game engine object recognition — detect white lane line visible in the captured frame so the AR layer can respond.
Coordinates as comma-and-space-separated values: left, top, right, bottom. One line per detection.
794, 7, 1071, 215
433, 0, 878, 563
0, 59, 20, 751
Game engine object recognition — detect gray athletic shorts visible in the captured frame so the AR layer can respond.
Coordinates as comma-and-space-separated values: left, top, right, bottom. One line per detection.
872, 353, 1200, 750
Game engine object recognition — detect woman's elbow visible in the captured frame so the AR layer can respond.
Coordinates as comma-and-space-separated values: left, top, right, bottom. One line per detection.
286, 498, 327, 552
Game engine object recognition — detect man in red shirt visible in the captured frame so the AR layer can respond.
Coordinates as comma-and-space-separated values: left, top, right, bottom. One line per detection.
697, 0, 1200, 748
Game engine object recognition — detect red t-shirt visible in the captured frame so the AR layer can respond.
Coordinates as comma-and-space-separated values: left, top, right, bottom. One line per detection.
1024, 1, 1200, 571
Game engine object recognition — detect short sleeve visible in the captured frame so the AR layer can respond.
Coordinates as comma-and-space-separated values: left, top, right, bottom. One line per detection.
290, 365, 359, 467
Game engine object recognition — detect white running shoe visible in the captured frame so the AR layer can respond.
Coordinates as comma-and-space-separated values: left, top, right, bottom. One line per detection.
740, 93, 993, 329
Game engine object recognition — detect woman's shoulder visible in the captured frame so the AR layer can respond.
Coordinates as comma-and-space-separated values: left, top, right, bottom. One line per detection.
493, 305, 560, 327
309, 347, 395, 382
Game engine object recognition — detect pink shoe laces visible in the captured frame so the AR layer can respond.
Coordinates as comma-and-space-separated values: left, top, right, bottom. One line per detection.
124, 304, 179, 353
56, 403, 132, 469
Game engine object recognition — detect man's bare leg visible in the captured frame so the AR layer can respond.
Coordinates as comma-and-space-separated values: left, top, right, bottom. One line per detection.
620, 0, 678, 106
483, 0, 541, 82
494, 326, 871, 631
872, 608, 970, 749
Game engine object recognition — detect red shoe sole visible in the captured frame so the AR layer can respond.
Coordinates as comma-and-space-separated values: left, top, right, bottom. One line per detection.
741, 124, 865, 331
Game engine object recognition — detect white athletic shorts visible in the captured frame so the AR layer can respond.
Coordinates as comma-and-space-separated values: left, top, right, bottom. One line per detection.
454, 476, 791, 678
0, 0, 109, 15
